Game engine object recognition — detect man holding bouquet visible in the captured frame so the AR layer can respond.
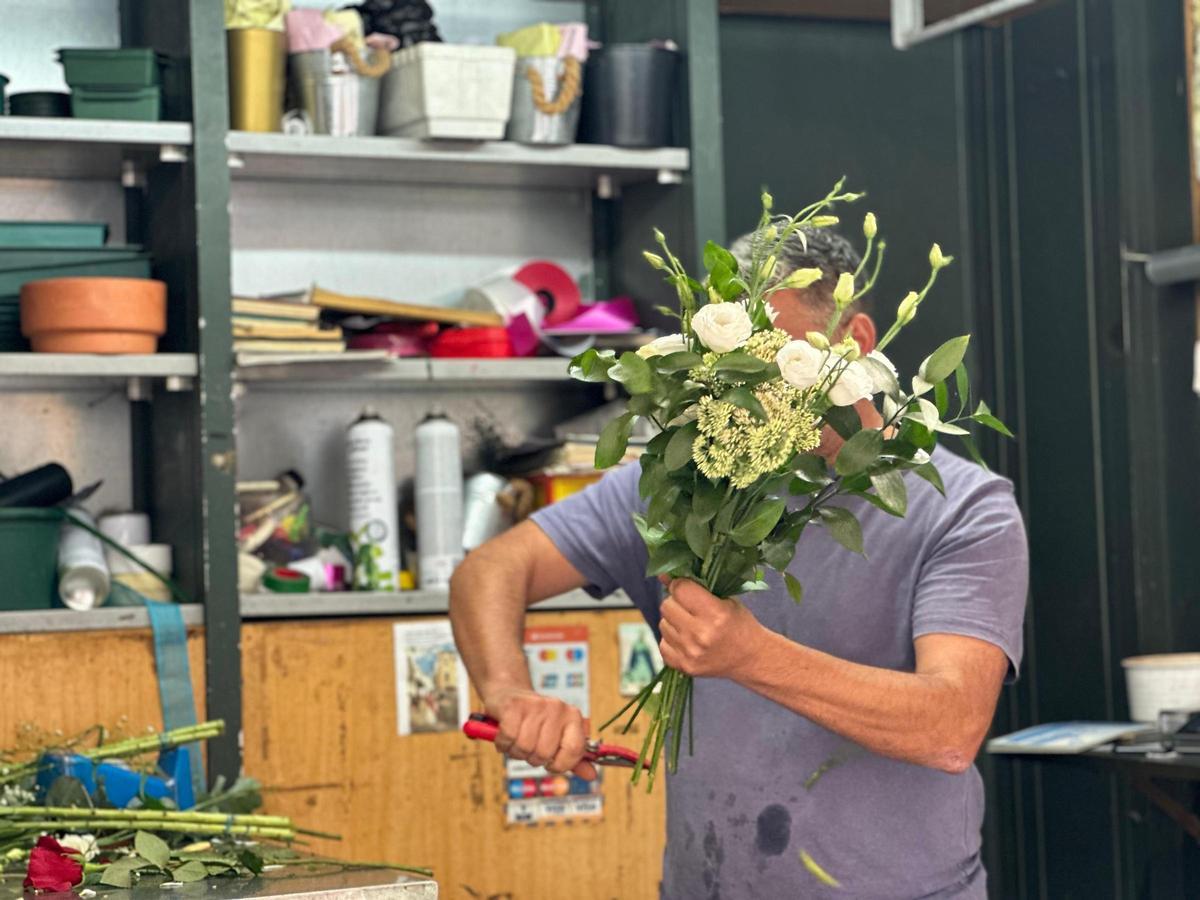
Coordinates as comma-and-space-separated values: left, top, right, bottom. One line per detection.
450, 224, 1027, 899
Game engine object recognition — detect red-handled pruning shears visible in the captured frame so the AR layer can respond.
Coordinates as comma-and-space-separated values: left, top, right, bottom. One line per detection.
462, 713, 648, 769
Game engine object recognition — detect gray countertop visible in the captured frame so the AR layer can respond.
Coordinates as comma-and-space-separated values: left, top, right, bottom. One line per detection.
0, 867, 436, 900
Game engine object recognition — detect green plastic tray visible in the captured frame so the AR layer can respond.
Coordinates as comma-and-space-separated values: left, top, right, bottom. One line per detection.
0, 246, 150, 295
71, 86, 161, 122
58, 48, 161, 88
0, 221, 108, 248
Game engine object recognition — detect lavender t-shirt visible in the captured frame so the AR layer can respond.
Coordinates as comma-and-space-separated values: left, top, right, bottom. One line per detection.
531, 447, 1028, 900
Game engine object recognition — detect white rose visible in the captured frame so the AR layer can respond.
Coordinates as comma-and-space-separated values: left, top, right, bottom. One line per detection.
776, 340, 827, 390
692, 303, 753, 354
825, 359, 876, 407
864, 349, 898, 394
58, 834, 99, 861
636, 333, 689, 359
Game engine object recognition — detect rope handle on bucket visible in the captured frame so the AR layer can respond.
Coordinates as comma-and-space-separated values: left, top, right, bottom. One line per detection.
526, 56, 582, 116
331, 35, 392, 78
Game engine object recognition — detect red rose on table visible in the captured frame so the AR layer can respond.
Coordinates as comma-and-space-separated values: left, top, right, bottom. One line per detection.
24, 836, 83, 892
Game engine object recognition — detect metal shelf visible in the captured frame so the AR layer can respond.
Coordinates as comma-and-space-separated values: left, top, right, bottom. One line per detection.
0, 118, 193, 180
226, 131, 689, 190
236, 356, 582, 387
0, 353, 197, 390
0, 604, 204, 635
240, 588, 633, 619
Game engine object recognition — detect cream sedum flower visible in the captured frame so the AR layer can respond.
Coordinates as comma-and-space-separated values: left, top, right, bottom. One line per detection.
692, 303, 753, 353
826, 359, 876, 407
776, 340, 827, 390
636, 333, 689, 359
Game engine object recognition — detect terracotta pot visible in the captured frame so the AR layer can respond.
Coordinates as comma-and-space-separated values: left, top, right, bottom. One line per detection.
20, 277, 167, 354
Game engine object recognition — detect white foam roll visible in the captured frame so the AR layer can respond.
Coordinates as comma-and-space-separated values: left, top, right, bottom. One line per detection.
462, 274, 545, 328
108, 543, 173, 576
98, 512, 151, 547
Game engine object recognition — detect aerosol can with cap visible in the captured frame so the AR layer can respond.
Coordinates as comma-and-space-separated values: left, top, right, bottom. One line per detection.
57, 510, 111, 610
346, 407, 400, 591
415, 409, 463, 590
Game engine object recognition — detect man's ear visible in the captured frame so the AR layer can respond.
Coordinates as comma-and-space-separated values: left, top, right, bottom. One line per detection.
846, 312, 877, 356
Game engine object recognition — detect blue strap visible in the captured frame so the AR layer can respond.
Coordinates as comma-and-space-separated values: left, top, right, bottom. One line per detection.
143, 598, 204, 797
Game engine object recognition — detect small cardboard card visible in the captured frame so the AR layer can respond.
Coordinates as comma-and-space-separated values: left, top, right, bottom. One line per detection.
987, 722, 1154, 755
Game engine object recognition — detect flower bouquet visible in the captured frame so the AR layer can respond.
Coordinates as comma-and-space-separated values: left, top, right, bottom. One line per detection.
569, 180, 1011, 789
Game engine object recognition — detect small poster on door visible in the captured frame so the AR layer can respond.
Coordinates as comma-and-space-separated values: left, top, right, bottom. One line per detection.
393, 620, 469, 736
618, 622, 663, 697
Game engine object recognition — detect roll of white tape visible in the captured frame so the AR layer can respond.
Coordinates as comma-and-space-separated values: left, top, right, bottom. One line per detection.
108, 543, 173, 576
98, 512, 151, 547
463, 274, 545, 328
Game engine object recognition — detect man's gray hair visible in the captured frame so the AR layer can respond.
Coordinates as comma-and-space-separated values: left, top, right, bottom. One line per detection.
729, 226, 867, 317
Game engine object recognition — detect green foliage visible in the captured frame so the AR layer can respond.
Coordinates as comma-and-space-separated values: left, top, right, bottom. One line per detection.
713, 351, 769, 375
646, 541, 695, 578
730, 497, 788, 547
784, 572, 804, 604
135, 831, 171, 869
568, 348, 615, 382
721, 386, 767, 420
818, 506, 865, 555
691, 479, 725, 522
823, 404, 862, 440
868, 470, 907, 516
920, 335, 970, 385
834, 429, 883, 477
665, 421, 699, 470
595, 413, 636, 469
609, 351, 654, 394
654, 351, 703, 373
913, 461, 946, 495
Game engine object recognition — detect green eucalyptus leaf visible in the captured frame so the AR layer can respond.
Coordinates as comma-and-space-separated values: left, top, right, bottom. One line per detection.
135, 832, 171, 870
823, 404, 862, 440
654, 351, 703, 373
704, 240, 738, 273
762, 536, 797, 570
568, 348, 616, 383
713, 352, 769, 375
868, 469, 908, 516
818, 506, 865, 555
683, 514, 712, 559
955, 363, 970, 412
609, 351, 655, 394
934, 421, 971, 436
100, 859, 146, 888
632, 513, 668, 548
793, 453, 831, 485
835, 429, 884, 477
721, 386, 767, 420
646, 483, 682, 527
919, 335, 971, 385
665, 421, 699, 470
960, 434, 990, 470
238, 850, 265, 876
646, 429, 673, 455
973, 401, 1014, 437
646, 541, 696, 577
912, 461, 946, 495
785, 572, 804, 604
595, 413, 636, 469
713, 500, 737, 535
730, 497, 788, 547
172, 861, 210, 884
638, 457, 667, 500
934, 381, 949, 417
692, 479, 725, 522
628, 393, 661, 417
900, 419, 937, 451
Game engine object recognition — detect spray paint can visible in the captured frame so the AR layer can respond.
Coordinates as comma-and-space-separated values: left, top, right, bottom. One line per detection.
346, 407, 400, 591
461, 472, 510, 552
57, 510, 111, 610
415, 411, 463, 590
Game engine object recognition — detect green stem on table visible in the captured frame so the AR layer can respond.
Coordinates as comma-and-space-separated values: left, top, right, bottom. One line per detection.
6, 821, 294, 840
303, 857, 434, 879
0, 807, 290, 828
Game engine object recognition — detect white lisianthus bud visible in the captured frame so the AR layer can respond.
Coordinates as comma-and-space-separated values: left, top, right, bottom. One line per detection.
825, 359, 876, 407
761, 255, 777, 281
636, 333, 689, 359
832, 272, 855, 308
779, 267, 823, 290
653, 227, 666, 244
897, 290, 919, 325
863, 212, 877, 239
707, 285, 723, 304
692, 302, 753, 354
762, 190, 774, 211
776, 340, 827, 390
764, 224, 778, 241
643, 251, 667, 270
810, 215, 839, 228
929, 243, 953, 269
804, 331, 830, 351
832, 336, 861, 361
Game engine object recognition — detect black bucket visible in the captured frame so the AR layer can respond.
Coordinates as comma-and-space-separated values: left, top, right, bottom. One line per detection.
9, 91, 71, 117
579, 44, 678, 148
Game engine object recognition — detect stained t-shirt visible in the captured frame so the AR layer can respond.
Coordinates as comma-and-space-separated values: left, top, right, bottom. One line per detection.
530, 446, 1028, 900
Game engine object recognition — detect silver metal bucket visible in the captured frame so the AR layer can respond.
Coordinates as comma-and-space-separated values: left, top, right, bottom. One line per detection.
288, 48, 382, 137
506, 56, 582, 145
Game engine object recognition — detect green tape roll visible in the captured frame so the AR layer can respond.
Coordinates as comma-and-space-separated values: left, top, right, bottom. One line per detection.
263, 567, 310, 593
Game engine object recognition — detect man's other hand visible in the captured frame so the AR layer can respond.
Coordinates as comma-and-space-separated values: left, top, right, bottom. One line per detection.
659, 577, 764, 680
484, 686, 598, 780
